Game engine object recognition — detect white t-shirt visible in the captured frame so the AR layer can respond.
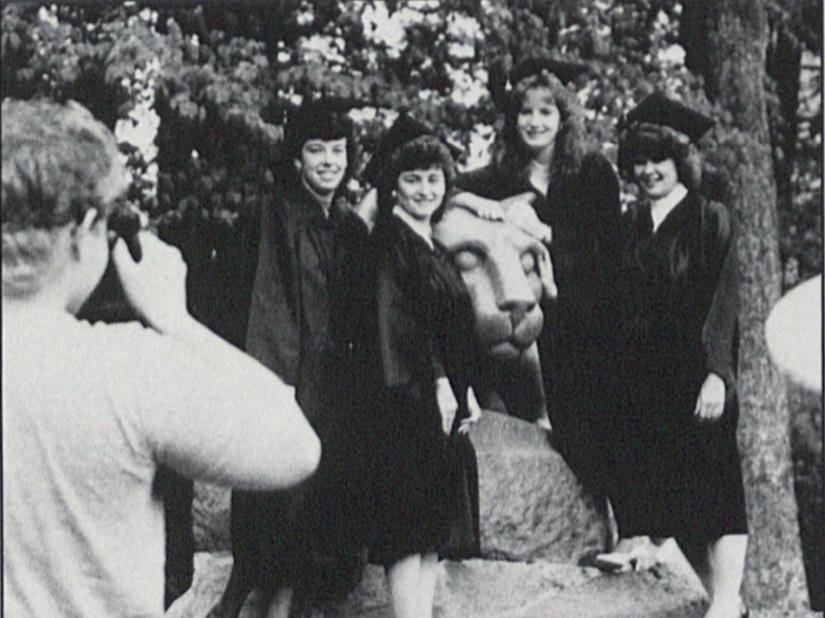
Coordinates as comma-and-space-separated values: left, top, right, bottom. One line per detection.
2, 311, 301, 617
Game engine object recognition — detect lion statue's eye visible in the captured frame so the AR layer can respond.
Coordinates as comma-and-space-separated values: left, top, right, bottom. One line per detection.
454, 249, 483, 271
521, 251, 536, 273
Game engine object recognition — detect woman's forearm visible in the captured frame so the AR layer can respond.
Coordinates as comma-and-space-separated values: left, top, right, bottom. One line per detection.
447, 190, 501, 213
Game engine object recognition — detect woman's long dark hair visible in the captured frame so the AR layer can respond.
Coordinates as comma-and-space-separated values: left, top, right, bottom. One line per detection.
496, 71, 589, 184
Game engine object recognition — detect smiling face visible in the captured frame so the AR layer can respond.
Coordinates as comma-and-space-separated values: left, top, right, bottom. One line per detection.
516, 87, 561, 157
395, 165, 447, 223
296, 137, 348, 196
633, 154, 680, 200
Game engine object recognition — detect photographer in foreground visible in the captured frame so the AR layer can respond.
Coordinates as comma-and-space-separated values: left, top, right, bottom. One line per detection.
2, 98, 321, 618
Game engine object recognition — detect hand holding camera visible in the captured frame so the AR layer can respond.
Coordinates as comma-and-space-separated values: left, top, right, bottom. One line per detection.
107, 203, 146, 262
111, 231, 192, 336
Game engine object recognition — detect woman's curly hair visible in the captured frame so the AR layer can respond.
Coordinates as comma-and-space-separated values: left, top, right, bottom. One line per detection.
617, 122, 703, 191
377, 134, 456, 222
497, 70, 589, 182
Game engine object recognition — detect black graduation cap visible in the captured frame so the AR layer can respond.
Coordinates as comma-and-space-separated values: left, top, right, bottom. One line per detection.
283, 96, 363, 157
509, 55, 590, 87
362, 113, 463, 186
623, 92, 715, 143
488, 54, 589, 108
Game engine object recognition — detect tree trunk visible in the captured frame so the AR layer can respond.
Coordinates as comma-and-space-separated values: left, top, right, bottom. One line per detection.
681, 0, 810, 610
767, 13, 803, 224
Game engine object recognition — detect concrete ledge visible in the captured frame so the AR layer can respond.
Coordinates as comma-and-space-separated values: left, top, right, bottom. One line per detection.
166, 552, 709, 618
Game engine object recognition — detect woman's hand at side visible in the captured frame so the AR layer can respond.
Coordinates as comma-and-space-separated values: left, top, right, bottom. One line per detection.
435, 376, 459, 435
693, 372, 726, 422
458, 387, 483, 435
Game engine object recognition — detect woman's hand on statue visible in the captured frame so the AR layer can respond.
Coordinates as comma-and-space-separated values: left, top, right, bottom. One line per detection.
499, 192, 537, 213
502, 197, 553, 244
693, 373, 726, 422
458, 387, 483, 435
469, 200, 506, 221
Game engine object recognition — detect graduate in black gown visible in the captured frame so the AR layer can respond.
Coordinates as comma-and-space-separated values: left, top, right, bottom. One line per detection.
450, 55, 621, 487
605, 93, 748, 618
360, 115, 481, 618
208, 99, 372, 618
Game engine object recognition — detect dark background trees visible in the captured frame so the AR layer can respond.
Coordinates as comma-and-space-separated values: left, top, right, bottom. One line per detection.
2, 0, 821, 609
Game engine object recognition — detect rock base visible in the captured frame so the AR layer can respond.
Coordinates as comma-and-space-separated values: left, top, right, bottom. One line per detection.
193, 410, 611, 562
167, 551, 709, 618
471, 411, 610, 561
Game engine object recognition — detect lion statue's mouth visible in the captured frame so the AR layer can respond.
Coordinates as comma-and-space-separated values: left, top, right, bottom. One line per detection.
478, 308, 544, 361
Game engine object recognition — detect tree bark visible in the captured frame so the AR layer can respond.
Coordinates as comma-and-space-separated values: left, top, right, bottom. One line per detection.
767, 12, 803, 221
681, 0, 810, 610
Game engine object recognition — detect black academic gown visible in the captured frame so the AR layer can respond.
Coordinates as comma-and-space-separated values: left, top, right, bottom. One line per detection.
362, 214, 481, 565
454, 153, 621, 486
610, 192, 747, 540
231, 182, 371, 602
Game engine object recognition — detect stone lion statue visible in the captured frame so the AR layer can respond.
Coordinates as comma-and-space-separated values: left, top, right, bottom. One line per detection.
434, 203, 555, 424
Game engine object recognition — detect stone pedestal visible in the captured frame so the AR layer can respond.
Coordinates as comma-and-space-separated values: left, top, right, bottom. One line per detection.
470, 410, 610, 562
166, 552, 708, 618
192, 410, 611, 562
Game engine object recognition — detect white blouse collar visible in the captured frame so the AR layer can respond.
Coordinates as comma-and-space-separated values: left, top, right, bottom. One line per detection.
650, 183, 688, 233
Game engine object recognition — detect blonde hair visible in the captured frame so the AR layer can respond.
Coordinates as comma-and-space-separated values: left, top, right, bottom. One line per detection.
2, 99, 127, 297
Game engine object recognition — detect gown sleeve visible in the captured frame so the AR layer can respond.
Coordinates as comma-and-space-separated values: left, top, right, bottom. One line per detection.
373, 231, 451, 430
376, 250, 427, 393
329, 210, 374, 360
452, 164, 506, 200
580, 152, 620, 211
700, 201, 739, 392
245, 196, 302, 383
579, 152, 622, 251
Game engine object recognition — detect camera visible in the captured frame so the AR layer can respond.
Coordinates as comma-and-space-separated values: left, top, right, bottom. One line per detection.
77, 202, 147, 323
107, 202, 145, 262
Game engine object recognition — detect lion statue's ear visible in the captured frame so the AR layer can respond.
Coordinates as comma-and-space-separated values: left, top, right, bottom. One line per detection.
502, 200, 553, 245
537, 245, 558, 300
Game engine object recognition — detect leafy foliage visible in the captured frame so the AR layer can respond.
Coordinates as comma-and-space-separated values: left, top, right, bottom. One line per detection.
1, 0, 821, 289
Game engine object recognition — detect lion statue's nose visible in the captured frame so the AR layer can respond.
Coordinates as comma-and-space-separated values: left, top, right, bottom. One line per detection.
500, 299, 536, 326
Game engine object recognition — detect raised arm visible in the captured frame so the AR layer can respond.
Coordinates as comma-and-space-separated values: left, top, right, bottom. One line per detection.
112, 233, 321, 490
